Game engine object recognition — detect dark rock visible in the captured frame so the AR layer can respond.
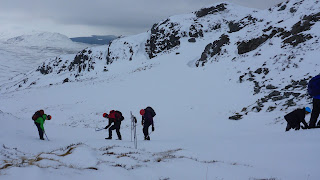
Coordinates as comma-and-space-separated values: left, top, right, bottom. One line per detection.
189, 24, 204, 38
188, 38, 196, 43
298, 79, 308, 86
229, 114, 243, 120
283, 34, 313, 47
278, 5, 287, 11
254, 68, 263, 74
284, 92, 293, 98
238, 35, 268, 54
238, 28, 280, 54
239, 75, 245, 83
37, 63, 53, 75
267, 106, 276, 112
292, 93, 301, 97
284, 98, 296, 107
272, 96, 285, 101
284, 85, 293, 89
290, 7, 297, 13
261, 98, 268, 103
63, 78, 69, 83
254, 81, 261, 94
263, 26, 273, 32
281, 12, 320, 47
266, 84, 277, 89
196, 34, 230, 67
195, 3, 227, 18
252, 106, 262, 112
211, 24, 221, 30
268, 90, 281, 98
228, 15, 259, 33
146, 19, 181, 58
228, 22, 242, 33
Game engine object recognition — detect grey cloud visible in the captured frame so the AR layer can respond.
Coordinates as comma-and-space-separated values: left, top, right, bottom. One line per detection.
0, 0, 287, 37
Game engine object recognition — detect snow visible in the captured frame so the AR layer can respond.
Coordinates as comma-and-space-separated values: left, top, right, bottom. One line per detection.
0, 32, 91, 83
1, 0, 320, 179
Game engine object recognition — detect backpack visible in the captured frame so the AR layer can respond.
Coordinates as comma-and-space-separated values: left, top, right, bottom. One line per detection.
145, 107, 156, 117
308, 75, 320, 96
115, 111, 125, 121
109, 110, 124, 121
32, 110, 44, 121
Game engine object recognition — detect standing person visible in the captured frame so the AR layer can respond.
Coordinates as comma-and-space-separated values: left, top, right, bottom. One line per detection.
32, 110, 52, 140
284, 107, 310, 131
140, 106, 156, 140
308, 74, 320, 128
103, 110, 124, 140
309, 96, 320, 128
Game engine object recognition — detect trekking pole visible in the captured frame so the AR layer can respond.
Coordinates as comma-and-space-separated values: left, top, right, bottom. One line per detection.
130, 111, 133, 142
134, 119, 137, 149
95, 127, 106, 131
44, 131, 50, 141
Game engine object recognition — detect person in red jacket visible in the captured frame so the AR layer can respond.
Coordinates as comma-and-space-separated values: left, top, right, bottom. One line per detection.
103, 110, 124, 140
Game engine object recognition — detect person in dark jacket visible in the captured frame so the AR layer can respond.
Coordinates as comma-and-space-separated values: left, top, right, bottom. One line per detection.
140, 107, 156, 140
308, 74, 320, 128
284, 107, 310, 131
309, 95, 320, 128
33, 110, 52, 140
103, 110, 124, 140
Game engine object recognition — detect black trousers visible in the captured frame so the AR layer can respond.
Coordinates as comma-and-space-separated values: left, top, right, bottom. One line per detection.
309, 98, 320, 128
143, 122, 152, 137
109, 122, 121, 139
34, 122, 44, 139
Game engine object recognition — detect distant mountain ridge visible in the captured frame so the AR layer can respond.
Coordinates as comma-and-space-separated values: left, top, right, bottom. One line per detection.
5, 32, 88, 48
0, 32, 91, 83
70, 35, 117, 45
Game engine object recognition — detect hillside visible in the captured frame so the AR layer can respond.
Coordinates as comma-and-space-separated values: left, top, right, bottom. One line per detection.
0, 32, 90, 83
0, 0, 320, 179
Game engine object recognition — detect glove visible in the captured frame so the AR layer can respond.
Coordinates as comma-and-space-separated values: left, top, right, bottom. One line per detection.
152, 126, 155, 131
134, 117, 137, 123
141, 121, 144, 126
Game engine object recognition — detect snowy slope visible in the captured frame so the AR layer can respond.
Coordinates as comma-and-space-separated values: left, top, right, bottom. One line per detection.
5, 32, 83, 48
1, 0, 320, 179
0, 32, 90, 83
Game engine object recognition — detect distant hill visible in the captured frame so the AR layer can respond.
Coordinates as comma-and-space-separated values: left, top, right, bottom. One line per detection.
70, 35, 117, 45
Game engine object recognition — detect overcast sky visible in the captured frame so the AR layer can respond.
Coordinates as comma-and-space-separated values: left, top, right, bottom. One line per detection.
0, 0, 286, 38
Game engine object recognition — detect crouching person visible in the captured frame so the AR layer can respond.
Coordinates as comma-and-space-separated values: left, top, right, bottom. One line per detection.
284, 107, 310, 131
32, 110, 52, 140
103, 110, 124, 140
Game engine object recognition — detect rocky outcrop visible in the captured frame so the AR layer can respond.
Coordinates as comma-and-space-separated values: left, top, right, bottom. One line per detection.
196, 34, 230, 67
195, 3, 227, 18
145, 19, 181, 59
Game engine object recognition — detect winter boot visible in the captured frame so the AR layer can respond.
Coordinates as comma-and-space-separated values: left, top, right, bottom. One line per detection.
144, 136, 150, 140
105, 137, 112, 140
